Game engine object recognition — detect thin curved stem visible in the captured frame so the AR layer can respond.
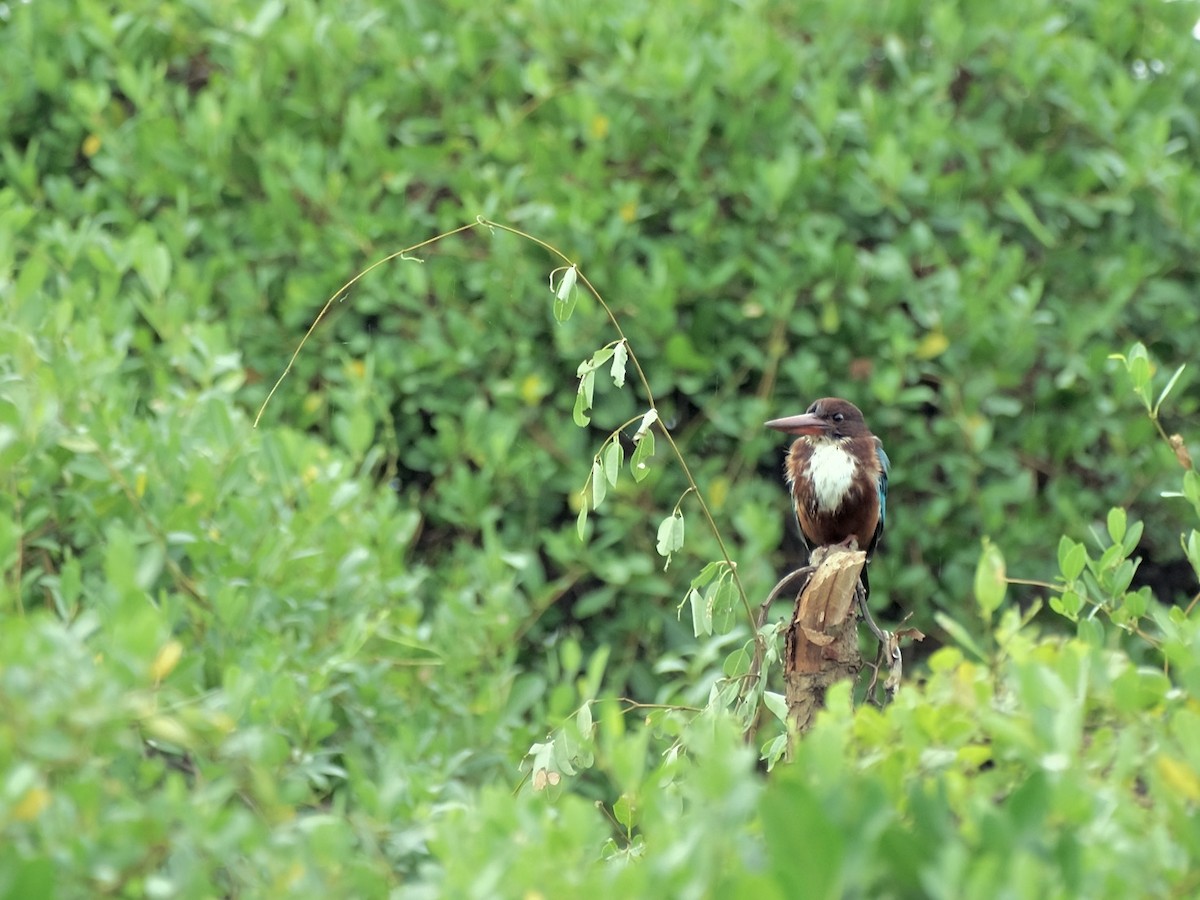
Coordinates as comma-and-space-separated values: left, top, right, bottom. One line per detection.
256, 217, 753, 630
254, 222, 478, 427
478, 219, 754, 627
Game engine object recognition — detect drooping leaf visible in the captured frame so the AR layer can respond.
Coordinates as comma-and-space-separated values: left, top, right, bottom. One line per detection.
591, 458, 606, 508
631, 430, 655, 482
602, 440, 623, 487
610, 340, 628, 387
552, 265, 578, 322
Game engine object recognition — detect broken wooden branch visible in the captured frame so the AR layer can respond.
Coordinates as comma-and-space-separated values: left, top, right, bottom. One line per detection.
784, 544, 867, 734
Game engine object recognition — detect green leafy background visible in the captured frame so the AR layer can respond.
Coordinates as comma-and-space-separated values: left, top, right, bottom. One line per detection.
2, 0, 1199, 896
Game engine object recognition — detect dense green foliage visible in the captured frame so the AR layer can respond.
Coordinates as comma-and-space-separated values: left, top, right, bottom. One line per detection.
2, 0, 1199, 895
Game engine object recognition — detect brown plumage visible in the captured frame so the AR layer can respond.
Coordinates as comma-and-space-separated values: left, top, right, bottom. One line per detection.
766, 397, 890, 593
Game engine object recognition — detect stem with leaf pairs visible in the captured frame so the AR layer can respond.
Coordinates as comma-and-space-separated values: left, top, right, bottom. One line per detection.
254, 216, 755, 632
501, 219, 754, 629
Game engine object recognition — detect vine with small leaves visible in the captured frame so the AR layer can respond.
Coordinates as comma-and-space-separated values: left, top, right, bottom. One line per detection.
255, 217, 792, 789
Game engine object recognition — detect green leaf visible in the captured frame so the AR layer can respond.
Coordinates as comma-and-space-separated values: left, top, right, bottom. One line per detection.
762, 691, 788, 722
610, 340, 628, 387
332, 406, 374, 457
687, 587, 711, 636
552, 265, 578, 322
559, 638, 583, 681
1097, 542, 1126, 572
572, 384, 591, 427
631, 430, 655, 482
1122, 589, 1148, 620
580, 645, 610, 699
1112, 665, 1171, 713
974, 537, 1007, 620
14, 249, 49, 303
1107, 507, 1126, 545
1002, 186, 1056, 247
550, 733, 578, 776
1110, 559, 1136, 595
613, 793, 637, 831
723, 646, 751, 677
1154, 363, 1186, 414
1182, 471, 1200, 518
934, 611, 988, 661
1120, 519, 1143, 558
1058, 536, 1086, 582
711, 576, 739, 634
1056, 589, 1083, 620
1184, 530, 1200, 579
656, 512, 684, 559
762, 733, 790, 770
576, 703, 593, 737
1125, 343, 1152, 408
591, 458, 607, 508
581, 368, 596, 408
577, 348, 615, 376
690, 560, 725, 590
760, 778, 845, 899
576, 502, 589, 540
602, 440, 622, 486
132, 227, 172, 297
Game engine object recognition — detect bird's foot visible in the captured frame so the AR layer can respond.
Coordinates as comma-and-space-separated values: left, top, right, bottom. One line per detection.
855, 587, 889, 644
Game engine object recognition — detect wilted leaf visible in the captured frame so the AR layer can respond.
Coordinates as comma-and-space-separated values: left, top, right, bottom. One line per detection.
631, 430, 655, 482
656, 512, 684, 558
611, 340, 628, 387
552, 265, 578, 322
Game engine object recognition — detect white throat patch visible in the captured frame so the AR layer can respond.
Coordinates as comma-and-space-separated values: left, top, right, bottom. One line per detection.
805, 441, 858, 512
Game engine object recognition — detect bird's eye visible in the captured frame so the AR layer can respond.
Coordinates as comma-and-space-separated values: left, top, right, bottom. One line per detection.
833, 412, 844, 423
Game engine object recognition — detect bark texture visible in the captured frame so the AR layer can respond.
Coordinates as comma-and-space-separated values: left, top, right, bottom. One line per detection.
784, 545, 865, 734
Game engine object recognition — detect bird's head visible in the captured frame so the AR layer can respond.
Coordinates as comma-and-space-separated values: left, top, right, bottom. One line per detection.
765, 397, 868, 442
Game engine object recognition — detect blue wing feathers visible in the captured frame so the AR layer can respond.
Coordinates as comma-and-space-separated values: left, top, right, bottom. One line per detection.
874, 439, 889, 528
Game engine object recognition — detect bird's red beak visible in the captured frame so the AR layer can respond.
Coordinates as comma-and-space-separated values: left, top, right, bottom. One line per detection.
765, 413, 827, 436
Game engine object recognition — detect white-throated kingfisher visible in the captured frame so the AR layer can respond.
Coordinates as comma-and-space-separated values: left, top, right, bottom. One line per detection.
766, 397, 890, 600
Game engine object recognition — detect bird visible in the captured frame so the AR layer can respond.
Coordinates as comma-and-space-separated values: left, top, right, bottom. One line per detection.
765, 397, 889, 601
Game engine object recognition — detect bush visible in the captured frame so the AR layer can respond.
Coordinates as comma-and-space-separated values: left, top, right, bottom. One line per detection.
2, 0, 1198, 895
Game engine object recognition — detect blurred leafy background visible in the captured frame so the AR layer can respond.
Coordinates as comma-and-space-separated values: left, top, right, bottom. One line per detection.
2, 0, 1199, 895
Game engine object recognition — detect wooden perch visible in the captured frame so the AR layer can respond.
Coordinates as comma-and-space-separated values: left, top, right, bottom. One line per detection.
784, 545, 866, 734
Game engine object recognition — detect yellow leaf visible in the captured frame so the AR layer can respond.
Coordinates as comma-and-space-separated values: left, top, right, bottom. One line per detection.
1156, 755, 1200, 802
708, 476, 730, 510
135, 470, 148, 498
957, 745, 992, 769
916, 330, 949, 359
619, 200, 638, 223
590, 114, 610, 140
346, 359, 366, 380
143, 714, 191, 747
519, 373, 547, 405
82, 134, 102, 157
13, 786, 50, 821
150, 640, 183, 682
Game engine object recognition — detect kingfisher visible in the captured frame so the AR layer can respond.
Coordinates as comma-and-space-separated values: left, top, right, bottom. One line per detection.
766, 397, 889, 600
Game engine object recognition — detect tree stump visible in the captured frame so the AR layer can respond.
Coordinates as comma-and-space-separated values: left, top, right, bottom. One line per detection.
784, 545, 866, 734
